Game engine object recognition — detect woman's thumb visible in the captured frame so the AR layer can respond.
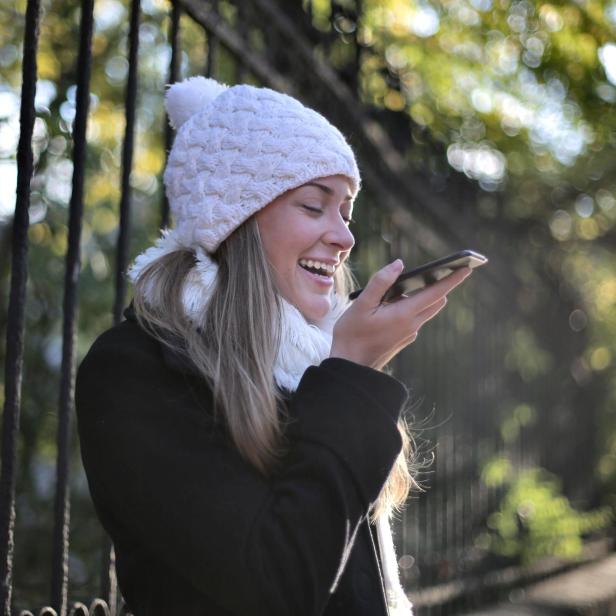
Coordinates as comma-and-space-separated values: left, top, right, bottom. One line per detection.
358, 259, 404, 306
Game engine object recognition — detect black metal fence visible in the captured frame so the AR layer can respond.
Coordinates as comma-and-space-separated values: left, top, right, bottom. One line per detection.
0, 1, 605, 615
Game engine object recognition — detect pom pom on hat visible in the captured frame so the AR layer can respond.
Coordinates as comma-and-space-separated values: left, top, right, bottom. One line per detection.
165, 76, 228, 130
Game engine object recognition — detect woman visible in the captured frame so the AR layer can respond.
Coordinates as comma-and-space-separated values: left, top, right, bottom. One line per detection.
76, 77, 470, 616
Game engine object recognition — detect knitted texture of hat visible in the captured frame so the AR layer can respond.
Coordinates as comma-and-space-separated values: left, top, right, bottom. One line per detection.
163, 77, 361, 253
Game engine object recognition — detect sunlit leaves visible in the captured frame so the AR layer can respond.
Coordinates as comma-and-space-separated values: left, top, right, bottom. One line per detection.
357, 0, 616, 199
598, 43, 616, 84
310, 0, 333, 31
482, 467, 612, 564
93, 0, 127, 32
482, 455, 513, 487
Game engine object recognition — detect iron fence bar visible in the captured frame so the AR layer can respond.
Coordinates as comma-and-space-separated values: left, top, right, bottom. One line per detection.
161, 0, 181, 229
49, 0, 96, 613
102, 0, 142, 609
0, 0, 41, 613
112, 0, 141, 326
177, 0, 291, 91
354, 0, 362, 83
99, 542, 116, 616
439, 318, 452, 589
234, 2, 248, 83
205, 0, 218, 78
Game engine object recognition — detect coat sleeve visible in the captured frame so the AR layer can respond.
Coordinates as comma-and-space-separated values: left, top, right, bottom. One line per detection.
76, 324, 407, 616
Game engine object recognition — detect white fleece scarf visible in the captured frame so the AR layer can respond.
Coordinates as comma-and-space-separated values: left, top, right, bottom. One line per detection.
129, 232, 413, 615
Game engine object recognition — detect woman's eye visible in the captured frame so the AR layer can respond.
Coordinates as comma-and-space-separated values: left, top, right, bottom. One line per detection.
300, 203, 352, 224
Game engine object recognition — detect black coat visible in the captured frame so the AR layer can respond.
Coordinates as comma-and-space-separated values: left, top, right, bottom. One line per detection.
76, 309, 408, 616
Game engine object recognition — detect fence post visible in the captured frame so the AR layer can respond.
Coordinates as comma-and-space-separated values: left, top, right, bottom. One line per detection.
0, 0, 42, 612
49, 0, 96, 613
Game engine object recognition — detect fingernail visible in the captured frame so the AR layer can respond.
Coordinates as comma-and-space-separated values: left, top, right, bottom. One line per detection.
390, 258, 403, 271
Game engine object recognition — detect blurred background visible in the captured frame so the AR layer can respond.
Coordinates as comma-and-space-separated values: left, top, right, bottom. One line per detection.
1, 0, 616, 614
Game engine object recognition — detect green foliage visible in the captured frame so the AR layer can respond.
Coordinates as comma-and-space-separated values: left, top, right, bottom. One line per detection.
358, 0, 616, 197
482, 454, 514, 486
480, 396, 612, 567
480, 460, 613, 564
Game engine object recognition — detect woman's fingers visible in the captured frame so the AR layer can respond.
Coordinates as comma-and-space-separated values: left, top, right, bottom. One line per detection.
413, 296, 447, 330
430, 266, 472, 295
356, 259, 404, 308
394, 267, 471, 315
331, 263, 472, 370
384, 269, 469, 341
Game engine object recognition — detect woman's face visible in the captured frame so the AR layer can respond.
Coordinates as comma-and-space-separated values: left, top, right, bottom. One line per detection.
255, 174, 355, 322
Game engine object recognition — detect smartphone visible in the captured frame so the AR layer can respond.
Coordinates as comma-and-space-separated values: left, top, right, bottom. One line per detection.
348, 250, 488, 303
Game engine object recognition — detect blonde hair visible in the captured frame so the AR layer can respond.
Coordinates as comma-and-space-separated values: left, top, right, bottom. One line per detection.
133, 217, 416, 521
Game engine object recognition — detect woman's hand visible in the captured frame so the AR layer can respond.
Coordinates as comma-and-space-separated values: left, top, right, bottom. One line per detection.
330, 259, 471, 370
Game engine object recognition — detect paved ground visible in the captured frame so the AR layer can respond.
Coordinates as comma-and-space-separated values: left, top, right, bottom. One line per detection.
464, 554, 616, 616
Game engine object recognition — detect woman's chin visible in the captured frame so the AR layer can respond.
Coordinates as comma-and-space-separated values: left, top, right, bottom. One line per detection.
294, 294, 332, 323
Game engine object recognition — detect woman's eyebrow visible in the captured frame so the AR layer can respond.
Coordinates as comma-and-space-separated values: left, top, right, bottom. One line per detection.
303, 181, 353, 202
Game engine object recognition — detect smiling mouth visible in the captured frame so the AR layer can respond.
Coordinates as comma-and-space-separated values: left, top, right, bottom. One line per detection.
298, 259, 336, 277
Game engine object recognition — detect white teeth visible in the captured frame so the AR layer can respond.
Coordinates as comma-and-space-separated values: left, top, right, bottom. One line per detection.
299, 259, 336, 275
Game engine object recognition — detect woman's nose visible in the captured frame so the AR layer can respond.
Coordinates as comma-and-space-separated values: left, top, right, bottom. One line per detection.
324, 216, 355, 251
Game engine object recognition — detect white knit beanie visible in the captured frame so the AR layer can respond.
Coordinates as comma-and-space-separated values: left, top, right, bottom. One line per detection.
163, 77, 362, 253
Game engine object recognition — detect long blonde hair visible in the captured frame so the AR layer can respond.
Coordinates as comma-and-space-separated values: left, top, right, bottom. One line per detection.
133, 217, 416, 521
